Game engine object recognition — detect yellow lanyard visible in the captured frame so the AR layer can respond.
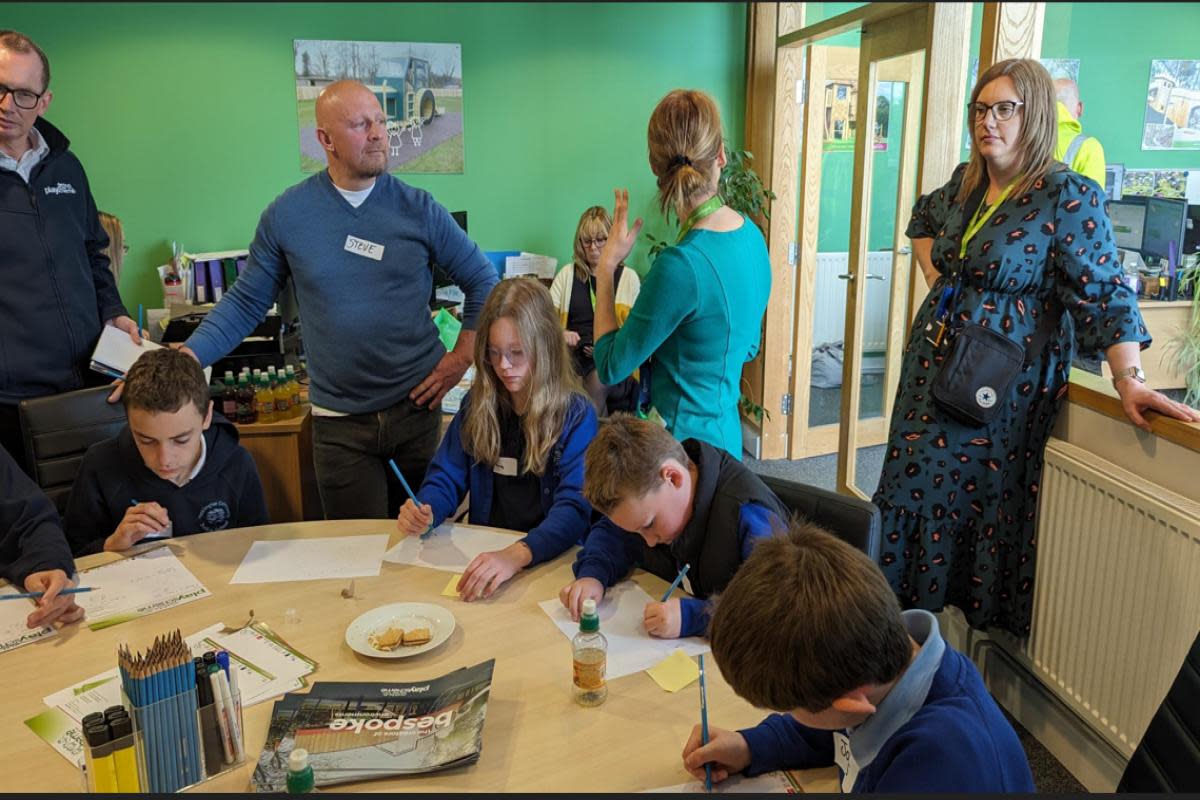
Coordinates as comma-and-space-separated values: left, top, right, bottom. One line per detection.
958, 182, 1015, 261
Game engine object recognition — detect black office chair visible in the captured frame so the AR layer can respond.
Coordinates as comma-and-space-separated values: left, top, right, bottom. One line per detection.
758, 474, 882, 561
18, 386, 128, 515
1117, 627, 1200, 792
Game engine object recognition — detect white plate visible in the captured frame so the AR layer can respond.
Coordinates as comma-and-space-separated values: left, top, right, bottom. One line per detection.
345, 602, 456, 659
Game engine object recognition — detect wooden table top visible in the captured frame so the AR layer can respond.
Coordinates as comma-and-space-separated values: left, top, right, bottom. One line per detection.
2, 521, 837, 793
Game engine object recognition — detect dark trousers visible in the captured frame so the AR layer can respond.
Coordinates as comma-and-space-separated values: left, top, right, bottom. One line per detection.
311, 397, 441, 520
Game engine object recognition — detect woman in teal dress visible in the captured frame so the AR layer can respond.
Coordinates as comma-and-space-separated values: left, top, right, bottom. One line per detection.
587, 89, 771, 459
876, 59, 1199, 637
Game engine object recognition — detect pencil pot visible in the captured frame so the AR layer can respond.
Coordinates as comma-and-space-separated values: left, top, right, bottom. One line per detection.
197, 688, 245, 779
124, 687, 202, 793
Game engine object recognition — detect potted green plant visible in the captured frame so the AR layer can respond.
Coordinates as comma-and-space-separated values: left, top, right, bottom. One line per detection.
1168, 261, 1200, 409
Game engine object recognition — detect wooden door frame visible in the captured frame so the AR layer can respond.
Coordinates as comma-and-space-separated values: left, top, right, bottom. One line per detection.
750, 2, 971, 472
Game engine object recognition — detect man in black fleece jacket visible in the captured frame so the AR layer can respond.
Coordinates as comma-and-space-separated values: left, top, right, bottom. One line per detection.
0, 31, 143, 473
0, 444, 84, 629
65, 349, 269, 555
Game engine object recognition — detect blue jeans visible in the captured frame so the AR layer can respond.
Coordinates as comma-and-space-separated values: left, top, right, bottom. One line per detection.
311, 397, 440, 520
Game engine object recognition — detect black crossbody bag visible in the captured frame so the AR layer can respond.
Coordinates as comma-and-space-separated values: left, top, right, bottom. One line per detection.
929, 184, 1061, 427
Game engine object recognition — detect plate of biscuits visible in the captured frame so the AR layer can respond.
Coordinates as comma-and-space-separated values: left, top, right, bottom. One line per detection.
345, 602, 456, 659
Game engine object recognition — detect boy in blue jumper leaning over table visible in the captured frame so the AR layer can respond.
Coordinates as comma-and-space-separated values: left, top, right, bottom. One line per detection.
683, 521, 1035, 793
559, 414, 786, 639
65, 348, 268, 555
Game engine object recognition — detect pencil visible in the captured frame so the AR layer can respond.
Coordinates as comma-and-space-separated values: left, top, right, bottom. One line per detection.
0, 587, 93, 600
699, 653, 712, 793
389, 458, 433, 538
661, 563, 691, 602
137, 304, 144, 336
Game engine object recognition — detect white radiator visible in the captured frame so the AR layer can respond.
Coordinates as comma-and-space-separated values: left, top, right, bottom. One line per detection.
1029, 438, 1200, 757
812, 251, 894, 353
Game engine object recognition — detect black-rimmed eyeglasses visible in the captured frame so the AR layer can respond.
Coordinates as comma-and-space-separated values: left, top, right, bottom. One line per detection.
970, 100, 1024, 121
0, 84, 44, 110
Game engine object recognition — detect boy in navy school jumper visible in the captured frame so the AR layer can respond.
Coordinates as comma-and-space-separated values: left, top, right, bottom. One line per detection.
65, 348, 269, 555
559, 414, 786, 639
683, 521, 1035, 793
0, 443, 85, 629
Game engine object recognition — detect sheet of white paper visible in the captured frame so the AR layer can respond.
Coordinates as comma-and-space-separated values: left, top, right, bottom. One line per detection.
75, 548, 211, 627
504, 253, 558, 279
230, 535, 389, 584
383, 523, 520, 573
0, 596, 55, 653
645, 772, 796, 793
90, 323, 210, 381
187, 623, 316, 706
538, 581, 709, 680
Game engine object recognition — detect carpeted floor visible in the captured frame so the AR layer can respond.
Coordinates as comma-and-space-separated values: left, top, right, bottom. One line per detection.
746, 452, 1087, 792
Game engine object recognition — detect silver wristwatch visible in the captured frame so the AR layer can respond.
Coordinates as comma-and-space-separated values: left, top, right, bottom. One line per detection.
1111, 366, 1146, 388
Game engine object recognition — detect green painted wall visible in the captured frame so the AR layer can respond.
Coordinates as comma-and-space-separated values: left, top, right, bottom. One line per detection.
1041, 2, 1200, 171
3, 2, 747, 310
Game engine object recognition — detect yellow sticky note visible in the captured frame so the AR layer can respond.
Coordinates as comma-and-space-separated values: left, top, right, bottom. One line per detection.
441, 574, 463, 598
646, 648, 701, 692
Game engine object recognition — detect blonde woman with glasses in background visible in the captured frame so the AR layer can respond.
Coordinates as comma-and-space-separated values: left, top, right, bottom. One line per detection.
549, 206, 642, 415
395, 277, 598, 601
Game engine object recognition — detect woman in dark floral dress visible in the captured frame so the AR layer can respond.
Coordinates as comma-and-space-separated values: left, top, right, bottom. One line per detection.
875, 59, 1200, 637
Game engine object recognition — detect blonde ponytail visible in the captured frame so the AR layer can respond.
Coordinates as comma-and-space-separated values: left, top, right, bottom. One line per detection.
648, 89, 724, 222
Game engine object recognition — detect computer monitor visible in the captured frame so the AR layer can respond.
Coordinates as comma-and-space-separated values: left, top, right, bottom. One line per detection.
1141, 197, 1188, 263
1108, 198, 1147, 251
430, 210, 470, 309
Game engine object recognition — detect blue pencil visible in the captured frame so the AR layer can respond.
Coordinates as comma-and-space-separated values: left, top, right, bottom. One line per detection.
699, 653, 712, 793
137, 304, 144, 336
661, 563, 691, 602
388, 458, 433, 539
0, 587, 93, 600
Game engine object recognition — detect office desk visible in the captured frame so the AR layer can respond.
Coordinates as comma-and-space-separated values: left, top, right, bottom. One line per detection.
2, 522, 838, 793
234, 406, 321, 523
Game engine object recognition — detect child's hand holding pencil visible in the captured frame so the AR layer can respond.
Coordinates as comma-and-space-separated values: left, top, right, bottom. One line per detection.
395, 499, 435, 538
681, 724, 751, 787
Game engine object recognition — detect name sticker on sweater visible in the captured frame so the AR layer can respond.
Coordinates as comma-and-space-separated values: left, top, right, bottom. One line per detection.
833, 732, 860, 793
494, 457, 519, 477
344, 235, 385, 261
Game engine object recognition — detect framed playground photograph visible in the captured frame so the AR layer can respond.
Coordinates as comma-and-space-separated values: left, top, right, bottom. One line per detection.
1142, 59, 1200, 151
293, 39, 464, 174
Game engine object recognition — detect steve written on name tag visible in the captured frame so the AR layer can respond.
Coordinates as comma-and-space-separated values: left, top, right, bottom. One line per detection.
345, 235, 385, 261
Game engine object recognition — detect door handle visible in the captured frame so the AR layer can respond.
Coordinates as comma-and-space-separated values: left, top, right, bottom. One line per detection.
866, 274, 884, 280
897, 245, 912, 255
837, 273, 854, 280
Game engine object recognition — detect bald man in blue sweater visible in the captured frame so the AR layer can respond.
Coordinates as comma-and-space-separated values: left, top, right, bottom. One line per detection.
182, 81, 497, 520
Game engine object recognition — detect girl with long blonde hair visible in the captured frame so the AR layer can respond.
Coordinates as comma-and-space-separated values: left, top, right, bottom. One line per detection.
396, 277, 598, 600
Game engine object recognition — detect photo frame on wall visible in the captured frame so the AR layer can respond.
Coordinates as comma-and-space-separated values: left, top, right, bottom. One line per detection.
1142, 59, 1200, 151
293, 39, 464, 174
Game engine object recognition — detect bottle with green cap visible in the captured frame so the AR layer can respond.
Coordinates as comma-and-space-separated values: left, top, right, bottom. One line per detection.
571, 597, 608, 706
286, 747, 316, 793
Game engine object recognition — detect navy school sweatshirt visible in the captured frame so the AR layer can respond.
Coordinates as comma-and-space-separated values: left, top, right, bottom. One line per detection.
64, 414, 269, 555
0, 444, 76, 587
